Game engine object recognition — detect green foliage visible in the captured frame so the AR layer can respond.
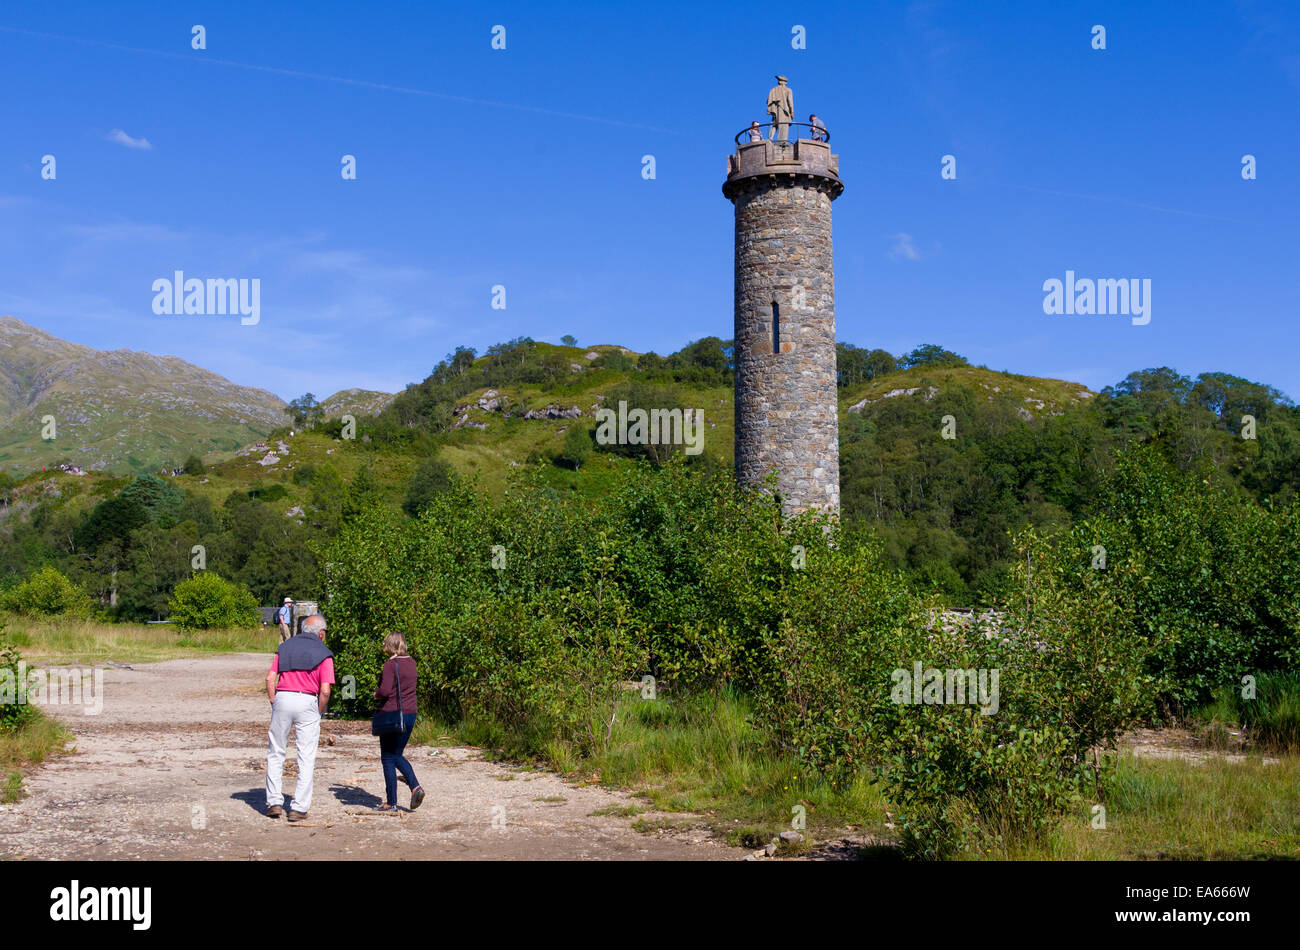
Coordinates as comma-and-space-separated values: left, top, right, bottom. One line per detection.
836, 343, 897, 387
1048, 445, 1299, 710
166, 572, 260, 631
182, 454, 206, 476
403, 455, 455, 516
0, 566, 93, 618
594, 380, 702, 466
557, 424, 592, 470
899, 344, 969, 370
248, 482, 288, 503
1206, 672, 1300, 752
286, 393, 323, 428
0, 622, 36, 733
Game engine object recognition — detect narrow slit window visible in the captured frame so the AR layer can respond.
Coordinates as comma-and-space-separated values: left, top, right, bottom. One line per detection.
772, 301, 780, 354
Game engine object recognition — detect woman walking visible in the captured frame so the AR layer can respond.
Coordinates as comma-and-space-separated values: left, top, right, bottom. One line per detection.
372, 632, 424, 812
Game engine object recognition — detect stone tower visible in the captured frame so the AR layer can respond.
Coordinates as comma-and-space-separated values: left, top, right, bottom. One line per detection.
723, 124, 843, 515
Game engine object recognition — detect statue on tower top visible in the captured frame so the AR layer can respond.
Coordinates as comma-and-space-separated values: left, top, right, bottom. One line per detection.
766, 75, 794, 142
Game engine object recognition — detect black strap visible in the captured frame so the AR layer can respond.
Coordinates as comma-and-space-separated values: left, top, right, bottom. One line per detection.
393, 658, 403, 717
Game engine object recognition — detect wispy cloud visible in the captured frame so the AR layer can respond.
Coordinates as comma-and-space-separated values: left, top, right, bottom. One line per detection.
107, 129, 153, 150
887, 233, 923, 261
1, 25, 677, 134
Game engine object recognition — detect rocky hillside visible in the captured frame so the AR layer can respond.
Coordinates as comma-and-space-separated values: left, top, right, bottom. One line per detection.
318, 388, 396, 420
0, 315, 290, 475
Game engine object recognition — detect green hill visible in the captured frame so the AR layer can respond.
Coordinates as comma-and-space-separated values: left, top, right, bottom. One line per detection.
0, 316, 394, 476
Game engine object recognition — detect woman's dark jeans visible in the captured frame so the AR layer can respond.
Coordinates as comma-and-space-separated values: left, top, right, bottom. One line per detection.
379, 713, 419, 806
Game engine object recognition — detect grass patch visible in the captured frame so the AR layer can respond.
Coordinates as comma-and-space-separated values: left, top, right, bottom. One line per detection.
979, 749, 1300, 860
2, 615, 277, 664
1193, 673, 1300, 753
560, 688, 889, 845
0, 709, 74, 802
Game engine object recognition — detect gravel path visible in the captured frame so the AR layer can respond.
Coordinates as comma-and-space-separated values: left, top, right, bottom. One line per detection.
0, 654, 744, 860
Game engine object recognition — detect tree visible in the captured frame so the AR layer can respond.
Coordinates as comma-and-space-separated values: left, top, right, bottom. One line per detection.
898, 344, 968, 370
120, 474, 184, 525
558, 425, 592, 470
561, 334, 578, 347
167, 572, 260, 630
0, 566, 93, 617
182, 454, 206, 476
403, 456, 455, 516
286, 393, 323, 428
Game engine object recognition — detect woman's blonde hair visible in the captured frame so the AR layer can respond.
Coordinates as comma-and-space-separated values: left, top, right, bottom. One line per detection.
382, 632, 408, 658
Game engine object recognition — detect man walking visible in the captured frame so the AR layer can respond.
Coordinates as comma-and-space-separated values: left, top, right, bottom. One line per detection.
277, 597, 293, 642
766, 75, 794, 142
265, 614, 334, 821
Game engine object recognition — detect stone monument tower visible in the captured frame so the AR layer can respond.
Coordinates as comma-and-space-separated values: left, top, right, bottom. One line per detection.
723, 84, 843, 515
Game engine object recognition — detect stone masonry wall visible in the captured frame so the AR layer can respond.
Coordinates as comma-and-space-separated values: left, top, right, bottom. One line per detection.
729, 176, 841, 515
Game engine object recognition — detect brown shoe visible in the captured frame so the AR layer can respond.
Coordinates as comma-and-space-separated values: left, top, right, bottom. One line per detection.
266, 805, 283, 819
410, 786, 425, 810
287, 810, 308, 822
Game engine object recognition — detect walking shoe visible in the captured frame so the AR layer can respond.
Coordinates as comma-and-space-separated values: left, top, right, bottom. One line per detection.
266, 805, 283, 819
410, 786, 425, 810
287, 810, 308, 822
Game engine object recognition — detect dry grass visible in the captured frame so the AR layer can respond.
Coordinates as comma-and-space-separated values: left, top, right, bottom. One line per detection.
0, 711, 74, 803
2, 614, 277, 664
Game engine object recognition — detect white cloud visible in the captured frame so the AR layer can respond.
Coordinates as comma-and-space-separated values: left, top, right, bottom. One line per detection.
107, 129, 153, 150
887, 233, 922, 261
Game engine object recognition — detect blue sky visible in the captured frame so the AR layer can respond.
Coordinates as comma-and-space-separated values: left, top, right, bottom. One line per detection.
2, 1, 1297, 402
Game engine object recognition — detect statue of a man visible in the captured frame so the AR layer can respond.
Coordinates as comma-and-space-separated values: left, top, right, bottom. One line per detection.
766, 75, 794, 142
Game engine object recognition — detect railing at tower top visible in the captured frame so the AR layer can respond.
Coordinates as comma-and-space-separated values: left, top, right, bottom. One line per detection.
734, 122, 830, 147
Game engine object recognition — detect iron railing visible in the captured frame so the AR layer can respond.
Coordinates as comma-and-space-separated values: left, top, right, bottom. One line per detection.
734, 121, 830, 146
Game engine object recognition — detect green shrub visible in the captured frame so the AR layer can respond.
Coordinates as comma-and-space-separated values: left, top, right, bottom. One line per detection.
0, 566, 93, 618
167, 572, 260, 631
557, 424, 592, 470
0, 623, 35, 734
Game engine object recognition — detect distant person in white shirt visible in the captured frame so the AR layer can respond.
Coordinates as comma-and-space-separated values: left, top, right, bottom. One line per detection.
278, 598, 293, 642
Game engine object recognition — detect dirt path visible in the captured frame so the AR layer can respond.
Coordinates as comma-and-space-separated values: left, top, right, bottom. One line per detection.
0, 654, 744, 860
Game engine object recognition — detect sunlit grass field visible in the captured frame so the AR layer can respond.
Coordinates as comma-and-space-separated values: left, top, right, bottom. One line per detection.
1, 614, 277, 664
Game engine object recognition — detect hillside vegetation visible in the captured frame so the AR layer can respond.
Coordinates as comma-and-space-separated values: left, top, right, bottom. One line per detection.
2, 332, 1298, 613
2, 331, 1299, 857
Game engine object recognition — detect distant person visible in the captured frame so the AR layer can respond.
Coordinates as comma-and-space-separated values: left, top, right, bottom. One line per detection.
371, 632, 424, 813
809, 114, 826, 141
265, 615, 333, 821
278, 597, 293, 642
747, 120, 763, 143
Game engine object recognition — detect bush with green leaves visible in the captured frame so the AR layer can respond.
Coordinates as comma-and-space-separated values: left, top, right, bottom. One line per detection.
166, 572, 260, 631
0, 622, 35, 733
0, 566, 93, 618
557, 424, 592, 470
315, 451, 1294, 858
1034, 445, 1299, 712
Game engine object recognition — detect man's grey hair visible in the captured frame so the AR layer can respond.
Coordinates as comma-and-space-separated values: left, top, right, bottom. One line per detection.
302, 615, 326, 637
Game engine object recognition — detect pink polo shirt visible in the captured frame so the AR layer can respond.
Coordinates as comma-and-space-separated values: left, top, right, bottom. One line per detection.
270, 653, 335, 695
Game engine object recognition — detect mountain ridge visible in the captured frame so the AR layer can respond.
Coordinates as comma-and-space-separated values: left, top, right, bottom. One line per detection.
0, 316, 391, 475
